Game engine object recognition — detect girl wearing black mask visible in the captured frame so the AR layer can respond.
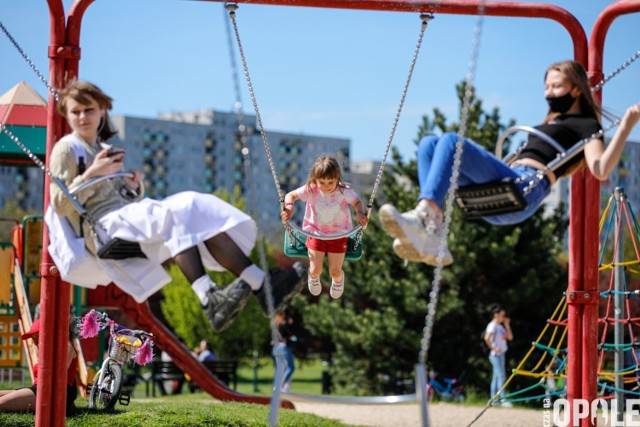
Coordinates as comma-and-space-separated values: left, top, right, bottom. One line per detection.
378, 60, 640, 266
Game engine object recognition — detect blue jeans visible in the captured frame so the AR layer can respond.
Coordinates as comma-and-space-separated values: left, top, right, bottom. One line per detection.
273, 344, 295, 390
282, 345, 295, 386
489, 353, 507, 399
417, 133, 552, 225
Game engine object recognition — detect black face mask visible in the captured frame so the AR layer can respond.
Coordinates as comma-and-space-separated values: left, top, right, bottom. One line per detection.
546, 92, 576, 114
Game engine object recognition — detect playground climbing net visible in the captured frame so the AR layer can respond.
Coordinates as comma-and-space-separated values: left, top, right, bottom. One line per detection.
472, 187, 640, 421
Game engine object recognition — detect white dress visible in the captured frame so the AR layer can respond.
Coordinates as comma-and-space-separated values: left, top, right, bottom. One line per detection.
46, 135, 257, 302
48, 192, 257, 302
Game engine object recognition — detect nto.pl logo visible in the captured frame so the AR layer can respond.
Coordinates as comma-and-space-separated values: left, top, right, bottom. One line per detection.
545, 398, 640, 427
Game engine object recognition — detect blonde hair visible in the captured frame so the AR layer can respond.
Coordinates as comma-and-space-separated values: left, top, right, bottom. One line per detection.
543, 60, 601, 124
543, 61, 602, 177
305, 156, 346, 191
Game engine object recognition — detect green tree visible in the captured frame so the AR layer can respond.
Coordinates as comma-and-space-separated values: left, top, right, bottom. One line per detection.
0, 200, 34, 241
302, 82, 568, 396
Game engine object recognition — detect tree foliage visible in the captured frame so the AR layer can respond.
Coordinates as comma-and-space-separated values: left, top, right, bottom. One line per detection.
302, 82, 569, 396
0, 200, 34, 241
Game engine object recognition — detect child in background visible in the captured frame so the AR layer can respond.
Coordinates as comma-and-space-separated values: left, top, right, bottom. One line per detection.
281, 156, 368, 299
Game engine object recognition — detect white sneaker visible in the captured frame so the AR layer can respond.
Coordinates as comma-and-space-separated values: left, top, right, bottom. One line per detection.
308, 275, 322, 296
330, 272, 344, 299
379, 204, 453, 267
393, 238, 453, 266
392, 238, 423, 262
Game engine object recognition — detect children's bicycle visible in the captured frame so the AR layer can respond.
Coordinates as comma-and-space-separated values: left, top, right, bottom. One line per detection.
426, 370, 466, 402
79, 310, 154, 411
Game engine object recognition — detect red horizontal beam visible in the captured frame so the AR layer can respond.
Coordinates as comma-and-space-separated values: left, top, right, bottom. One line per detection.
201, 0, 587, 62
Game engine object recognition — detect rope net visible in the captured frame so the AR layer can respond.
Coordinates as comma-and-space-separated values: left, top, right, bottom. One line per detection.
467, 188, 640, 425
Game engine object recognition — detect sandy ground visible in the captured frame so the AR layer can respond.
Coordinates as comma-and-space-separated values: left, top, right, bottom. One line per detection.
291, 400, 546, 427
292, 400, 638, 427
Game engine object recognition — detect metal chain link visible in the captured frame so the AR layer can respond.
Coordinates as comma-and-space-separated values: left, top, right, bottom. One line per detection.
502, 50, 640, 179
419, 2, 486, 367
516, 119, 620, 194
352, 14, 433, 253
591, 50, 640, 94
227, 5, 432, 253
0, 123, 107, 239
366, 14, 433, 210
223, 3, 281, 347
0, 20, 59, 102
0, 123, 50, 173
225, 4, 285, 205
224, 7, 287, 424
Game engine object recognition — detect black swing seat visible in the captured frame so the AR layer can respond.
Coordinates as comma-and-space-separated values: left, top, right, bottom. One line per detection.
454, 178, 527, 219
454, 124, 582, 219
97, 238, 147, 260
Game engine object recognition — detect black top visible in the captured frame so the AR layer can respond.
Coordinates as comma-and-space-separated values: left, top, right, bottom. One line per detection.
517, 114, 603, 177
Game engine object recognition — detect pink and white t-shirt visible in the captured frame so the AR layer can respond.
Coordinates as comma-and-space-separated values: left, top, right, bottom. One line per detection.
295, 183, 359, 236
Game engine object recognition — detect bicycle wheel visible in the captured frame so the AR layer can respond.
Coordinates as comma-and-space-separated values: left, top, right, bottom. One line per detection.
89, 362, 123, 410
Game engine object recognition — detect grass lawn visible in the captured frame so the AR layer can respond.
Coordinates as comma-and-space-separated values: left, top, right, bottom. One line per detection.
0, 358, 345, 426
234, 357, 326, 396
0, 397, 356, 427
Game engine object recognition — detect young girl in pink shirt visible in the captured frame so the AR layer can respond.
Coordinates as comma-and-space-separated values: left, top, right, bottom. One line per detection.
281, 156, 368, 299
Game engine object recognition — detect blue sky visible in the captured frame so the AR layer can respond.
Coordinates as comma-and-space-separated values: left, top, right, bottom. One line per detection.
2, 1, 639, 162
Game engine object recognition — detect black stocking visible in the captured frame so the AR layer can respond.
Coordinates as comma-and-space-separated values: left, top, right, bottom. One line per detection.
174, 246, 206, 284
204, 232, 252, 277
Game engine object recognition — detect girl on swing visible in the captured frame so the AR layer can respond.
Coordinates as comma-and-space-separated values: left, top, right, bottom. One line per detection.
380, 60, 640, 266
280, 156, 368, 299
49, 80, 306, 332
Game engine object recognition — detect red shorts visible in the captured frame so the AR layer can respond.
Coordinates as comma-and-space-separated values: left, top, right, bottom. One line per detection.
305, 237, 348, 254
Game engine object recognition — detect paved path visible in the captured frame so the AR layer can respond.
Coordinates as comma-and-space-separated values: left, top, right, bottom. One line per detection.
292, 401, 548, 427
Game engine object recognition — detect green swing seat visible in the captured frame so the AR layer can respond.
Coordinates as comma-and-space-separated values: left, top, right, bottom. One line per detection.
283, 228, 363, 261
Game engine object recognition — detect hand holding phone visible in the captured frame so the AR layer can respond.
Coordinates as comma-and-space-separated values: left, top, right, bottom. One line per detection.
107, 146, 126, 157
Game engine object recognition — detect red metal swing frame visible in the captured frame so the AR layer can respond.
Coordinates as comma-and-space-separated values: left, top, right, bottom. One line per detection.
35, 1, 640, 426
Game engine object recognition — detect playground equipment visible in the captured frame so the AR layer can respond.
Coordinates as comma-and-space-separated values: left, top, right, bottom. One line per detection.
1, 1, 639, 427
224, 5, 435, 262
466, 187, 640, 426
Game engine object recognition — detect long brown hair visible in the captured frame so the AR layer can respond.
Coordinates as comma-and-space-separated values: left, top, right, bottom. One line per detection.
544, 61, 604, 177
305, 156, 347, 192
543, 60, 602, 124
57, 80, 118, 141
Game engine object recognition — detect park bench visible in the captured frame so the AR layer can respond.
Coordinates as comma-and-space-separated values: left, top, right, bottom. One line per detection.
149, 360, 238, 397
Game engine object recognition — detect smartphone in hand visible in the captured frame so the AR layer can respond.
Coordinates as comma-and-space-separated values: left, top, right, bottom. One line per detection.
107, 146, 126, 157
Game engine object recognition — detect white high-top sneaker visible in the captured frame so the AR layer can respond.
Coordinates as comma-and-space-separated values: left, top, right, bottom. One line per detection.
308, 275, 322, 296
380, 204, 453, 266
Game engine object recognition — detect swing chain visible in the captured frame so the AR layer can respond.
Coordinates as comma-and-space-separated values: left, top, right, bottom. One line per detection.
515, 119, 620, 195
224, 3, 283, 350
591, 50, 640, 94
498, 51, 639, 194
0, 123, 110, 245
225, 3, 286, 205
419, 3, 485, 366
0, 124, 49, 173
366, 13, 433, 210
0, 20, 59, 102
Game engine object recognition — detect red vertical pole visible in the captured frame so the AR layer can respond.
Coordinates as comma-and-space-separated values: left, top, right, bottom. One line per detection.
588, 3, 640, 425
581, 173, 600, 427
36, 2, 69, 426
36, 1, 91, 426
567, 168, 585, 426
